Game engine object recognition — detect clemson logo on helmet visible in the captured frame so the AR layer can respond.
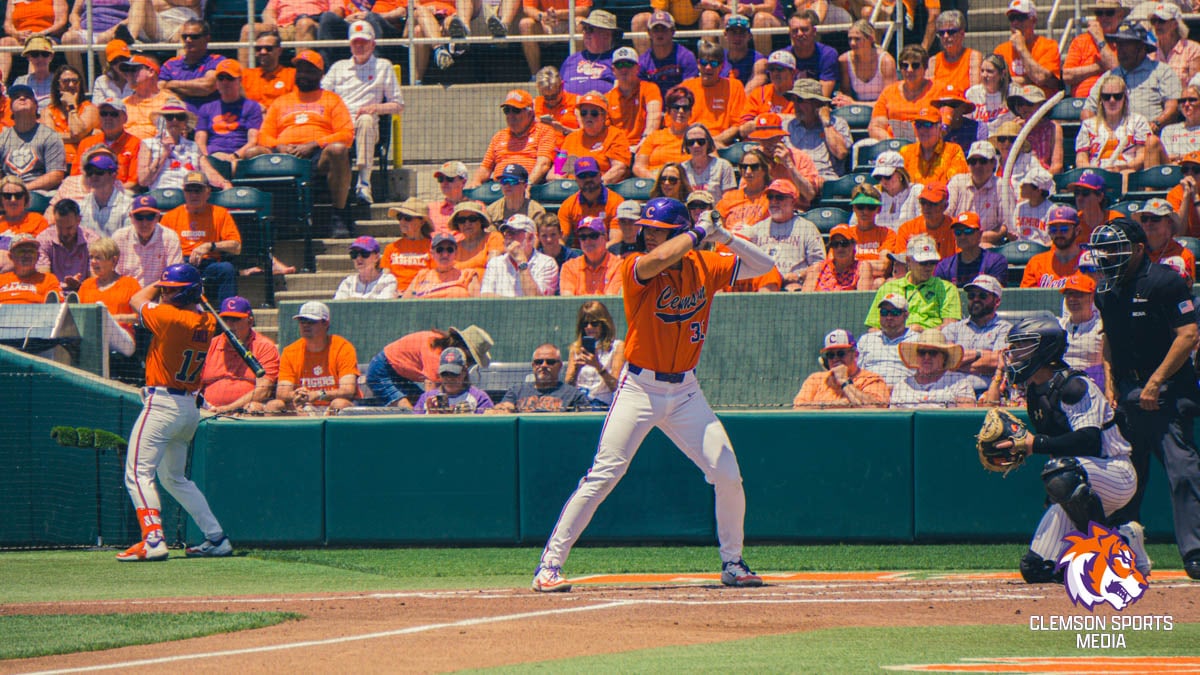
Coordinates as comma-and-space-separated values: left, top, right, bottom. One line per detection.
1057, 522, 1148, 612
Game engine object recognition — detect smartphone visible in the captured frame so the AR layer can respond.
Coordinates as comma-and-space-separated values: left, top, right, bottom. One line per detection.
581, 336, 597, 354
433, 393, 449, 410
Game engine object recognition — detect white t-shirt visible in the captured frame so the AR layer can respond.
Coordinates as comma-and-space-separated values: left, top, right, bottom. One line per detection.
321, 55, 405, 114
890, 371, 977, 408
1076, 114, 1151, 169
1011, 199, 1052, 246
574, 342, 618, 404
334, 270, 398, 300
1060, 310, 1104, 372
480, 250, 559, 296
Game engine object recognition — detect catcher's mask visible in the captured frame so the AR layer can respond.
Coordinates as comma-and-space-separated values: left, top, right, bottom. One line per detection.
1005, 316, 1067, 385
1088, 218, 1145, 293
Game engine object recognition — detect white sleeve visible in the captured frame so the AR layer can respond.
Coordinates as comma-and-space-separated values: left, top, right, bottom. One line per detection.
381, 61, 404, 110
480, 258, 501, 295
370, 272, 398, 299
530, 255, 559, 295
333, 275, 355, 300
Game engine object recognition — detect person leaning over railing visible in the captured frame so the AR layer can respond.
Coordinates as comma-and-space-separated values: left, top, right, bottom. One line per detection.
365, 324, 493, 408
793, 329, 890, 408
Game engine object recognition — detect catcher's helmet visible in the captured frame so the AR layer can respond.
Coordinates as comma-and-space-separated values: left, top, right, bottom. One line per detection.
637, 197, 692, 237
1005, 316, 1067, 385
156, 263, 202, 305
1088, 218, 1145, 292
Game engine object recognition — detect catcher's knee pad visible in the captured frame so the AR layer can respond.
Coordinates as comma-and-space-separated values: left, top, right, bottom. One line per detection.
1041, 457, 1105, 531
1020, 550, 1060, 584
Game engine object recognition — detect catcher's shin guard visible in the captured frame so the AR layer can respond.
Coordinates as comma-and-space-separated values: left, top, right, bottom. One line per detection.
1020, 550, 1061, 584
1041, 457, 1105, 532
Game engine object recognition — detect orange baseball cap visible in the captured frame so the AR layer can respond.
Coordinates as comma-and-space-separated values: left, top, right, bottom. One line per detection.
913, 107, 941, 123
502, 89, 534, 109
576, 91, 607, 110
748, 113, 786, 140
106, 39, 131, 63
292, 49, 325, 72
765, 178, 798, 198
1182, 150, 1200, 166
932, 84, 976, 113
953, 212, 981, 229
829, 224, 857, 242
128, 54, 159, 73
920, 180, 948, 202
215, 59, 242, 78
1060, 272, 1097, 295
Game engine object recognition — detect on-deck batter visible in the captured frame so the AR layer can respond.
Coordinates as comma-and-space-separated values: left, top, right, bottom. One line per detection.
533, 196, 777, 592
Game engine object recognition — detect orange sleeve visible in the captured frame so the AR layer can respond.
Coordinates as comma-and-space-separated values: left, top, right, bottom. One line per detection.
535, 123, 558, 160
559, 259, 581, 295
725, 79, 748, 131
321, 91, 355, 148
1020, 254, 1047, 287
259, 97, 282, 148
278, 342, 300, 383
215, 207, 241, 244
1036, 39, 1063, 79
604, 127, 632, 169
481, 131, 503, 174
558, 197, 580, 237
39, 272, 61, 297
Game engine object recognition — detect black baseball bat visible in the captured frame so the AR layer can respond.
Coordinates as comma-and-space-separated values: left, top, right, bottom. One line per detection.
201, 295, 267, 377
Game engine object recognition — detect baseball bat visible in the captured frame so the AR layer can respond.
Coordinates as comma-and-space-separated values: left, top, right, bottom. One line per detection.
200, 295, 267, 377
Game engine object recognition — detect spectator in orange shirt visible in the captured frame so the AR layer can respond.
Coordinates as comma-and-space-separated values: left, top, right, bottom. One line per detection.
381, 197, 433, 293
793, 329, 890, 408
1170, 151, 1200, 236
1062, 0, 1125, 98
266, 301, 359, 414
927, 11, 980, 94
199, 295, 280, 414
633, 85, 693, 178
77, 236, 141, 334
121, 55, 174, 141
738, 49, 796, 139
469, 89, 557, 188
1138, 198, 1195, 283
899, 106, 968, 186
869, 44, 936, 141
680, 39, 749, 147
551, 90, 631, 183
0, 233, 61, 303
746, 112, 819, 208
1021, 205, 1083, 288
41, 65, 98, 169
847, 184, 895, 284
891, 180, 956, 260
74, 99, 141, 191
0, 177, 48, 240
450, 201, 503, 271
556, 157, 625, 241
607, 46, 663, 152
534, 67, 579, 142
994, 0, 1062, 98
160, 172, 242, 305
715, 146, 771, 230
518, 0, 592, 77
258, 50, 355, 236
0, 0, 68, 83
559, 215, 622, 295
242, 32, 296, 111
404, 231, 483, 298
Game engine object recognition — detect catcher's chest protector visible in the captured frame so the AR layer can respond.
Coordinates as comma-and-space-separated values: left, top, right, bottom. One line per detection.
1027, 370, 1086, 437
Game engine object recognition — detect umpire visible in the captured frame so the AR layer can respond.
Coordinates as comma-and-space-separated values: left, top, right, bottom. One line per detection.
1090, 218, 1200, 580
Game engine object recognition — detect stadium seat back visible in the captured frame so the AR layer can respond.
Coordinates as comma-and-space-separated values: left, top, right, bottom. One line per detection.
855, 139, 905, 171
530, 180, 580, 210
465, 182, 502, 203
1049, 97, 1086, 122
802, 207, 851, 234
148, 188, 185, 213
1126, 165, 1182, 199
718, 141, 757, 167
611, 177, 654, 201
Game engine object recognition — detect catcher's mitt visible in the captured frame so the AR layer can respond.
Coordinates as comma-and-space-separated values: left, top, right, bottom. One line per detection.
976, 408, 1030, 476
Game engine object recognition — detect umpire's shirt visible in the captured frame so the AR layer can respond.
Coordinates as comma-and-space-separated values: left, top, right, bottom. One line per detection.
1095, 257, 1198, 393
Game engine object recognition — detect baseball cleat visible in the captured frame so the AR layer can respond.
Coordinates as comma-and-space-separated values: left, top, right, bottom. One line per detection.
1118, 521, 1151, 578
1185, 554, 1200, 581
721, 558, 763, 587
185, 536, 233, 558
532, 564, 572, 592
116, 539, 169, 562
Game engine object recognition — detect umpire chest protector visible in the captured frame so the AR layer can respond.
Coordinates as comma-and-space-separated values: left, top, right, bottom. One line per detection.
1026, 369, 1089, 437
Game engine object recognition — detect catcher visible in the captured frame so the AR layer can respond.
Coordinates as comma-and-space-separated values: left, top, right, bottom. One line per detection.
979, 317, 1143, 583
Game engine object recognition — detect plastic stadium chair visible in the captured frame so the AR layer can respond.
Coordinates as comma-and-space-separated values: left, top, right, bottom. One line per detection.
207, 156, 233, 182
233, 154, 315, 271
465, 181, 502, 203
1049, 97, 1086, 122
148, 188, 185, 213
718, 141, 758, 167
855, 139, 905, 171
1126, 165, 1182, 200
832, 104, 872, 129
819, 173, 871, 209
995, 240, 1049, 286
27, 191, 50, 214
611, 177, 654, 201
802, 207, 851, 234
1053, 167, 1121, 200
1110, 201, 1144, 218
210, 186, 276, 305
529, 179, 579, 211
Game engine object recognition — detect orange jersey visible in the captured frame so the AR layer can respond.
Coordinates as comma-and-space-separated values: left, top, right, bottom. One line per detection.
78, 274, 140, 331
480, 122, 559, 181
680, 76, 748, 136
534, 92, 579, 144
852, 225, 897, 261
455, 231, 504, 271
11, 0, 56, 33
0, 211, 49, 236
637, 127, 689, 173
0, 270, 60, 303
45, 101, 95, 167
622, 249, 738, 373
123, 90, 174, 140
1021, 250, 1082, 288
1063, 34, 1112, 98
606, 81, 661, 147
994, 37, 1062, 99
140, 301, 217, 391
715, 188, 769, 232
929, 49, 975, 94
381, 237, 432, 291
892, 217, 957, 259
243, 66, 296, 111
871, 81, 938, 136
899, 140, 967, 186
160, 204, 241, 258
559, 251, 623, 295
277, 334, 359, 405
259, 89, 354, 149
74, 132, 142, 185
739, 83, 793, 123
557, 126, 631, 177
557, 188, 625, 238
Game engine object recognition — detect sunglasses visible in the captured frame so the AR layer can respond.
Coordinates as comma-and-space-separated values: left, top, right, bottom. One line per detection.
966, 290, 992, 299
433, 245, 457, 254
1, 192, 25, 200
995, 136, 1016, 144
614, 61, 637, 69
119, 63, 143, 72
668, 103, 692, 111
181, 33, 208, 40
687, 202, 709, 210
685, 138, 708, 147
952, 227, 977, 235
579, 108, 603, 118
132, 212, 157, 221
829, 239, 854, 248
99, 110, 121, 118
395, 214, 419, 221
1008, 13, 1032, 21
899, 62, 923, 70
436, 175, 462, 183
966, 158, 991, 166
216, 74, 237, 82
577, 232, 604, 240
349, 250, 374, 259
1141, 215, 1167, 223
698, 59, 722, 68
501, 106, 525, 115
824, 349, 849, 359
915, 121, 939, 130
1182, 98, 1200, 104
917, 349, 944, 357
879, 308, 905, 317
1095, 8, 1119, 16
183, 185, 206, 192
583, 319, 603, 326
853, 204, 879, 211
499, 177, 524, 186
1047, 224, 1075, 234
767, 194, 791, 202
455, 215, 483, 223
1100, 92, 1125, 102
1073, 190, 1100, 198
766, 66, 791, 74
660, 176, 679, 184
919, 200, 942, 208
739, 163, 763, 171
577, 171, 600, 179
1182, 165, 1200, 175
84, 167, 114, 176
532, 358, 561, 365
162, 113, 189, 122
936, 28, 961, 36
27, 51, 51, 58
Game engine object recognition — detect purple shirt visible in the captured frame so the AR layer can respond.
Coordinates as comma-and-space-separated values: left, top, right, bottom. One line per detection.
638, 43, 699, 97
196, 97, 264, 155
934, 249, 1010, 288
560, 49, 616, 95
85, 0, 131, 33
722, 49, 764, 84
789, 42, 839, 83
37, 226, 100, 283
159, 53, 226, 114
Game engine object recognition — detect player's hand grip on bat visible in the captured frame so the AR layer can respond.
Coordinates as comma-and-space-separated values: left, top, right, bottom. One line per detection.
693, 210, 732, 246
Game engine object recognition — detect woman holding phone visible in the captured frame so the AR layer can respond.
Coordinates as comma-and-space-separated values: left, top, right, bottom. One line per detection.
564, 300, 625, 408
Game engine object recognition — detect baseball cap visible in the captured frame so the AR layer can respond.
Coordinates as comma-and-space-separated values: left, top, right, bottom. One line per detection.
829, 224, 857, 242
616, 200, 642, 220
685, 190, 715, 207
965, 274, 1003, 298
872, 151, 906, 177
577, 215, 607, 235
500, 163, 529, 182
1020, 165, 1054, 193
1007, 0, 1037, 17
748, 113, 786, 140
1138, 197, 1176, 218
183, 171, 208, 187
822, 329, 856, 352
648, 9, 675, 28
1068, 170, 1107, 193
349, 19, 375, 41
106, 39, 131, 63
128, 55, 160, 74
22, 35, 53, 55
878, 292, 908, 311
574, 157, 600, 176
765, 178, 798, 198
932, 84, 976, 112
920, 180, 949, 202
725, 13, 751, 30
431, 232, 457, 248
576, 91, 607, 110
967, 141, 998, 161
1182, 150, 1200, 166
613, 47, 638, 65
85, 153, 118, 172
98, 97, 127, 113
349, 235, 380, 253
1046, 204, 1079, 225
434, 161, 469, 180
8, 232, 37, 251
293, 301, 331, 322
293, 49, 325, 72
218, 295, 253, 318
1007, 84, 1047, 108
953, 211, 982, 229
766, 49, 796, 70
7, 84, 36, 102
502, 89, 534, 109
501, 213, 536, 234
215, 59, 242, 78
1061, 272, 1097, 294
438, 347, 468, 376
130, 194, 159, 214
1152, 2, 1182, 20
913, 107, 941, 124
907, 234, 941, 263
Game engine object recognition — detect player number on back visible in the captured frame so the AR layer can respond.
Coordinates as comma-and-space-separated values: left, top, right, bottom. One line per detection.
175, 349, 207, 383
689, 321, 706, 344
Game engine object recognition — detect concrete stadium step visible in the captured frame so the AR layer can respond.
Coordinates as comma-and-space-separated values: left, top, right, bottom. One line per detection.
274, 289, 339, 303
279, 272, 350, 292
351, 219, 400, 238
316, 252, 357, 273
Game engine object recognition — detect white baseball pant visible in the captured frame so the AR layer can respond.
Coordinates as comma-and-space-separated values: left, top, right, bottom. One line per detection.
1029, 456, 1136, 560
125, 388, 224, 540
541, 367, 747, 568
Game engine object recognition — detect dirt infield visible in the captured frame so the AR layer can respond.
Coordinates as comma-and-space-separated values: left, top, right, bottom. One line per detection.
3, 572, 1199, 674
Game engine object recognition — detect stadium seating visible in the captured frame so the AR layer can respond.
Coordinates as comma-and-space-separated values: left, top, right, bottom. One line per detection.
530, 180, 579, 212
832, 104, 873, 143
995, 240, 1049, 287
819, 173, 872, 210
28, 192, 50, 214
1050, 98, 1086, 171
854, 139, 905, 171
803, 207, 851, 234
465, 182, 502, 203
210, 186, 276, 305
1111, 201, 1145, 218
611, 177, 654, 201
208, 157, 234, 183
717, 141, 759, 168
1178, 237, 1200, 267
1126, 165, 1182, 200
1052, 167, 1121, 204
233, 154, 315, 272
148, 188, 185, 213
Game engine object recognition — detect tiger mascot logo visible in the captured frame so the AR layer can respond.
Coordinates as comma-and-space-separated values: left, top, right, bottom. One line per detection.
1057, 522, 1148, 611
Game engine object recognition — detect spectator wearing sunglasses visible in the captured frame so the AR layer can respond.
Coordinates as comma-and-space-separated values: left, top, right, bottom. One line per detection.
927, 11, 980, 94
367, 326, 490, 408
563, 300, 624, 407
941, 274, 1013, 394
533, 67, 579, 144
635, 10, 698, 96
934, 211, 1009, 287
551, 91, 631, 183
606, 47, 662, 152
75, 149, 133, 236
680, 124, 736, 202
450, 201, 503, 272
42, 65, 98, 169
634, 86, 694, 179
869, 44, 936, 142
947, 142, 1015, 246
649, 162, 691, 202
158, 20, 226, 116
1160, 85, 1200, 162
404, 232, 482, 298
137, 98, 231, 192
74, 99, 141, 192
481, 213, 559, 297
715, 146, 771, 230
160, 171, 241, 305
559, 216, 621, 295
891, 329, 978, 408
91, 40, 135, 104
1167, 150, 1200, 235
933, 84, 985, 157
0, 84, 65, 194
1137, 198, 1195, 284
195, 60, 267, 171
381, 198, 433, 294
867, 234, 962, 331
1069, 170, 1122, 245
238, 0, 321, 64
556, 157, 625, 242
738, 49, 795, 137
856, 293, 919, 388
785, 78, 852, 180
679, 39, 748, 148
1082, 20, 1180, 145
470, 89, 556, 188
0, 176, 49, 239
720, 14, 767, 90
488, 343, 591, 413
1006, 85, 1064, 176
242, 32, 296, 111
267, 301, 359, 415
486, 163, 547, 224
801, 224, 872, 292
740, 179, 824, 287
112, 194, 183, 288
1150, 3, 1200, 94
1077, 74, 1149, 173
1062, 0, 1127, 98
899, 106, 967, 187
121, 55, 175, 141
793, 329, 890, 408
12, 36, 55, 107
1020, 205, 1085, 288
994, 0, 1063, 99
558, 11, 620, 95
414, 347, 495, 415
335, 235, 397, 299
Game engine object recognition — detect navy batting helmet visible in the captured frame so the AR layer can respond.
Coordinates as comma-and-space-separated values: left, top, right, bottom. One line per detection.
157, 263, 202, 305
637, 197, 692, 237
1005, 316, 1068, 385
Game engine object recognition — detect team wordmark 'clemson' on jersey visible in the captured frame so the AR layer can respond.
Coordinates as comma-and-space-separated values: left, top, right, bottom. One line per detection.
621, 250, 740, 374
141, 302, 216, 392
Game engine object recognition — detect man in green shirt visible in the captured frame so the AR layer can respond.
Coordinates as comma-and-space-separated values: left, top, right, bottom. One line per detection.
865, 234, 961, 330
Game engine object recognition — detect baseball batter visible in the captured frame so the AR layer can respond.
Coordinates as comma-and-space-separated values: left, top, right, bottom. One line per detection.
533, 197, 777, 592
119, 263, 232, 561
994, 317, 1141, 583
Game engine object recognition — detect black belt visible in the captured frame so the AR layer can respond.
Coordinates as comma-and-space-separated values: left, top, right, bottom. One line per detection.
147, 386, 194, 396
627, 364, 688, 384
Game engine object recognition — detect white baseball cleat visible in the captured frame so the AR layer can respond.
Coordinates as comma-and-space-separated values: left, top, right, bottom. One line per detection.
532, 564, 572, 592
1118, 521, 1151, 578
185, 536, 233, 558
116, 539, 169, 562
721, 558, 763, 587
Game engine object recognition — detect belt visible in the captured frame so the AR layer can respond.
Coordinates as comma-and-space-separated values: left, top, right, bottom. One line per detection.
146, 386, 195, 396
627, 364, 688, 384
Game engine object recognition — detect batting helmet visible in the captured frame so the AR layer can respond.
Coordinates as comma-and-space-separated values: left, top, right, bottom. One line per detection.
1088, 218, 1145, 292
637, 197, 692, 238
1005, 316, 1068, 385
156, 263, 202, 305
